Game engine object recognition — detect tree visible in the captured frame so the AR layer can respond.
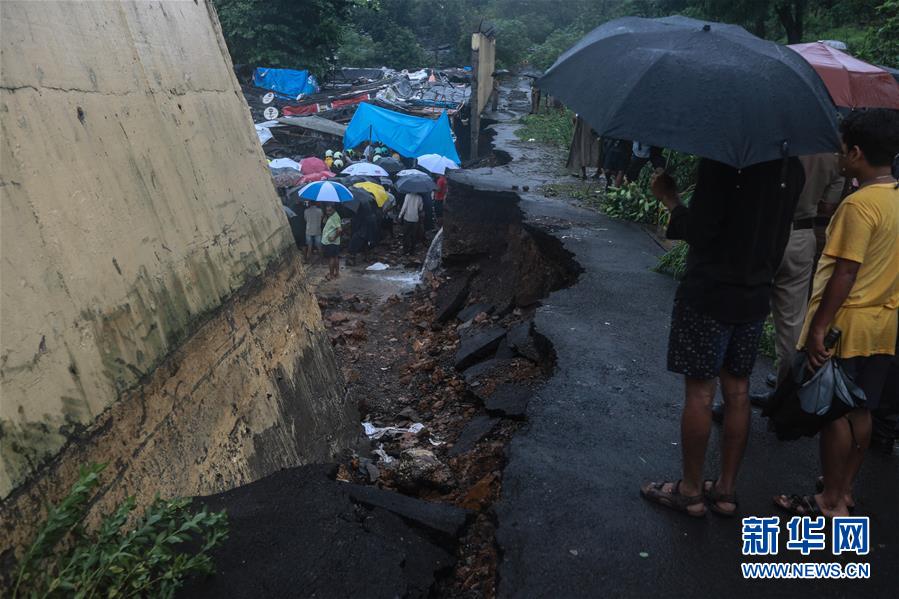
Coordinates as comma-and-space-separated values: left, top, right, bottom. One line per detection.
213, 0, 359, 75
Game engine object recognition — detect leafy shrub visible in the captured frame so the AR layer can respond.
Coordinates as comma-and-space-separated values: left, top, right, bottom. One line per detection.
759, 316, 777, 361
515, 110, 575, 147
654, 242, 689, 280
13, 463, 228, 599
601, 183, 664, 225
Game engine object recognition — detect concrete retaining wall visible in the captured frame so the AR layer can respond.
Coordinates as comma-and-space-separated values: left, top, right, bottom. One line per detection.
0, 0, 356, 557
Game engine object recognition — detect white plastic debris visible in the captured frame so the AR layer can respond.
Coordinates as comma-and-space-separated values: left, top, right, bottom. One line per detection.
255, 124, 273, 145
373, 445, 395, 465
269, 157, 301, 171
366, 262, 389, 271
362, 421, 424, 440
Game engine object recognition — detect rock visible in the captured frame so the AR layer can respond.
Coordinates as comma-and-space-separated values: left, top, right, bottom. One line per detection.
347, 484, 470, 538
395, 448, 456, 493
461, 358, 513, 384
477, 383, 532, 418
454, 326, 507, 371
457, 303, 493, 323
435, 276, 470, 323
506, 320, 546, 363
448, 414, 500, 457
494, 337, 516, 360
459, 473, 497, 511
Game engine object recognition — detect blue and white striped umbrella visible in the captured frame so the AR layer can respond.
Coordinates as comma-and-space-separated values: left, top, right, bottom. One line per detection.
296, 181, 354, 203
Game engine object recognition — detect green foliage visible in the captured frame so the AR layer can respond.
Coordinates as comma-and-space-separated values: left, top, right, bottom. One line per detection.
13, 463, 228, 599
515, 110, 576, 147
602, 182, 666, 224
759, 315, 777, 360
654, 241, 689, 279
528, 27, 589, 70
857, 0, 899, 67
213, 0, 361, 75
493, 18, 534, 68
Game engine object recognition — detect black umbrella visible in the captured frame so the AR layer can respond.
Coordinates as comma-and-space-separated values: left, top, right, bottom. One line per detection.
396, 176, 437, 194
539, 16, 840, 168
376, 157, 405, 174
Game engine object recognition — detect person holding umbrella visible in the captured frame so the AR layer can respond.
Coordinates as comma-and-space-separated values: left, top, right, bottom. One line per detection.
322, 205, 342, 280
398, 189, 424, 255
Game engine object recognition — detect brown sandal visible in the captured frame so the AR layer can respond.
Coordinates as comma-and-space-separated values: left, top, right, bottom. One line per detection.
703, 479, 738, 517
641, 480, 706, 517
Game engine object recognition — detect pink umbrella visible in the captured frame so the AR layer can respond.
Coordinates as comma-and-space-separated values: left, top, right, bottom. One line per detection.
300, 170, 336, 184
300, 157, 330, 175
788, 42, 899, 109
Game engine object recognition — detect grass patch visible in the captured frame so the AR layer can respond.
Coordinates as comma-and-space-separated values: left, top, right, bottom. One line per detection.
759, 316, 776, 360
654, 242, 688, 280
515, 110, 575, 147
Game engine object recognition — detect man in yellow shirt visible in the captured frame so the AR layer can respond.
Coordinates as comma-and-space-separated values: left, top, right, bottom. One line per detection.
775, 109, 899, 518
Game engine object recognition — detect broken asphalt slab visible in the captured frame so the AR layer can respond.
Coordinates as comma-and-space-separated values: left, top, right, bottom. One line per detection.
180, 465, 455, 599
477, 383, 532, 419
347, 483, 471, 538
448, 413, 501, 457
454, 326, 507, 371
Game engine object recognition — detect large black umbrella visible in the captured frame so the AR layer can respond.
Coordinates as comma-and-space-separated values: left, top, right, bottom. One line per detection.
376, 157, 405, 175
396, 176, 437, 194
539, 16, 840, 167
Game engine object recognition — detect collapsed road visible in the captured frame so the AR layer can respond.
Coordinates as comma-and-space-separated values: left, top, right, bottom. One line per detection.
478, 78, 899, 599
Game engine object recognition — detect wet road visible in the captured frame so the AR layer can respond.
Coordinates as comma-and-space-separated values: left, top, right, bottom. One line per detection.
474, 81, 899, 598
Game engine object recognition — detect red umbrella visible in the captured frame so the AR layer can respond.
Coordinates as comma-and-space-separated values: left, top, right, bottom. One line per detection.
300, 156, 330, 175
789, 42, 899, 109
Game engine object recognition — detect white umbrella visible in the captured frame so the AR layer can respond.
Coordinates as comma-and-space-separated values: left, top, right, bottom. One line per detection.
396, 169, 431, 178
416, 154, 459, 175
296, 181, 354, 203
342, 162, 389, 177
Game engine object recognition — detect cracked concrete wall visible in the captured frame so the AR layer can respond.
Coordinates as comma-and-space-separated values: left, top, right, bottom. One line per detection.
0, 0, 356, 552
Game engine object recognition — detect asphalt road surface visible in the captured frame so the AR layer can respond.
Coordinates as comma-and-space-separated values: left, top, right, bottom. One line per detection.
477, 82, 898, 599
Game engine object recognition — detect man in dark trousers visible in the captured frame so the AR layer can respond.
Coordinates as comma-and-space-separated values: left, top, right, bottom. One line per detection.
641, 157, 805, 517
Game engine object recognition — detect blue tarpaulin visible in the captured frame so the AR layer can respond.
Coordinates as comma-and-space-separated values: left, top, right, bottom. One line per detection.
253, 67, 319, 99
343, 103, 460, 163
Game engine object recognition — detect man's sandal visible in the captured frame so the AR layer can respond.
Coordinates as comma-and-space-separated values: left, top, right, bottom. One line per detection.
641, 480, 706, 517
773, 494, 823, 516
703, 480, 738, 517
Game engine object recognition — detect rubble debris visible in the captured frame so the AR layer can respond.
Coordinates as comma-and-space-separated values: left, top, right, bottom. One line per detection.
454, 326, 507, 371
448, 414, 500, 457
506, 319, 551, 364
476, 383, 533, 418
457, 302, 494, 323
347, 484, 471, 538
363, 421, 424, 440
435, 274, 472, 323
462, 359, 514, 384
395, 448, 456, 493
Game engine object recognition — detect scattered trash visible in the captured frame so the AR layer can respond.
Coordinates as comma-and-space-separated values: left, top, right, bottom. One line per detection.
639, 552, 649, 558
569, 549, 579, 556
366, 262, 390, 271
373, 445, 395, 465
362, 421, 424, 440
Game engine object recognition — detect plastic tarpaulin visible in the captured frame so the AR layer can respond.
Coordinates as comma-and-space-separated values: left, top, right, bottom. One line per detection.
253, 67, 319, 99
343, 103, 460, 164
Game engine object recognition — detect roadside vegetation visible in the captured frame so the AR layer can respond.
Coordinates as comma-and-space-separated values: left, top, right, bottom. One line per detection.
514, 110, 575, 147
213, 1, 897, 76
12, 463, 227, 599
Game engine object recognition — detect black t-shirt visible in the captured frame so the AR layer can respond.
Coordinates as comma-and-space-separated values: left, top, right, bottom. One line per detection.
666, 157, 805, 323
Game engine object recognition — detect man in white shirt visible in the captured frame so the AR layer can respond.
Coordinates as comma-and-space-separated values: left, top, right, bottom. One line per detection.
398, 192, 423, 254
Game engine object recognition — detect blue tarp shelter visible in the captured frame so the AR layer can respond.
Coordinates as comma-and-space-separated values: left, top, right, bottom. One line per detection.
343, 103, 460, 164
253, 67, 319, 99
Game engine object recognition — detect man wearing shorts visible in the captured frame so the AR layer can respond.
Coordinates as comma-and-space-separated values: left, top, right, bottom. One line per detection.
304, 201, 323, 262
774, 109, 899, 517
641, 156, 805, 517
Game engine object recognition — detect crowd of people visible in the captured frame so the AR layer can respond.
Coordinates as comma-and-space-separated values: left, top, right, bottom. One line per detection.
639, 108, 899, 518
280, 142, 449, 281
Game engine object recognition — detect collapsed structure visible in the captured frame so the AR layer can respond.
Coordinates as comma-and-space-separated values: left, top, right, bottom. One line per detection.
0, 0, 357, 557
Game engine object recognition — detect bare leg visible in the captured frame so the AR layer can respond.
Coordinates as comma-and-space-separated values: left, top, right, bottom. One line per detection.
716, 370, 751, 510
680, 376, 717, 498
840, 409, 871, 506
817, 416, 853, 516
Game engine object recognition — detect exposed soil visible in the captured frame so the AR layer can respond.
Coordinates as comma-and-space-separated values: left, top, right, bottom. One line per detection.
315, 182, 580, 597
